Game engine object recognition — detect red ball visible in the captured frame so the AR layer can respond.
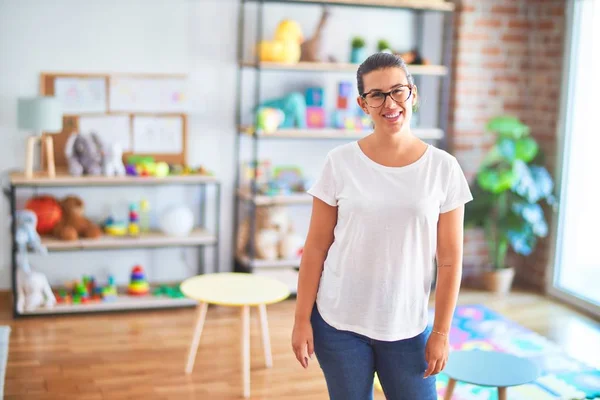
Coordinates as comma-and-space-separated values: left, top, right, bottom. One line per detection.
25, 195, 62, 235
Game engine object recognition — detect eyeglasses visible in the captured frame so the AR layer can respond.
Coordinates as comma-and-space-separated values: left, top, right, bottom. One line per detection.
361, 85, 413, 108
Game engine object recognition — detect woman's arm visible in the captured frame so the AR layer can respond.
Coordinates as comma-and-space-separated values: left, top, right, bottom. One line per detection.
295, 197, 337, 321
433, 204, 465, 334
424, 204, 465, 377
292, 197, 337, 367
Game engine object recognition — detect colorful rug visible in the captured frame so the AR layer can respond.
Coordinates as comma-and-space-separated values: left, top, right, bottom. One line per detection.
0, 326, 10, 399
430, 305, 600, 400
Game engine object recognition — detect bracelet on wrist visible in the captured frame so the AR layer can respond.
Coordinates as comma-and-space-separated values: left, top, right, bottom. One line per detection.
432, 329, 448, 337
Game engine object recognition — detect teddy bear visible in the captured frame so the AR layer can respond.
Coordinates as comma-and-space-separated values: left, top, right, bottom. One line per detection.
236, 206, 305, 261
52, 195, 102, 241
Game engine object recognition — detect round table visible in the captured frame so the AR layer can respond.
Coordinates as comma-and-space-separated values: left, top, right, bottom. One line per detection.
443, 350, 541, 400
180, 273, 291, 398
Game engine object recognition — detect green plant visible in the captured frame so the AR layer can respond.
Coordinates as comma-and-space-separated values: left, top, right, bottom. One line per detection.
377, 39, 391, 52
351, 36, 365, 49
464, 116, 557, 271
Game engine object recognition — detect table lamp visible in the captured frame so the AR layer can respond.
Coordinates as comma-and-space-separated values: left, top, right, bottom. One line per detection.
18, 96, 63, 179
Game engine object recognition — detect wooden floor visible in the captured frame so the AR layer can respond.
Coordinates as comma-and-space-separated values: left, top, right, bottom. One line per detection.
1, 289, 599, 400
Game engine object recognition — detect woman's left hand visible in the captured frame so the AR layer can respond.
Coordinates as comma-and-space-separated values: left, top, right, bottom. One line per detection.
423, 331, 449, 378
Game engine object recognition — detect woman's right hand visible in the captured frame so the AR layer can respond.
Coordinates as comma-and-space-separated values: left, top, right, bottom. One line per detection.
292, 319, 314, 369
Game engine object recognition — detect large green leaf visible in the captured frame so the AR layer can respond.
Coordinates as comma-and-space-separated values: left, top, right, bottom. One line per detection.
486, 116, 530, 139
512, 161, 555, 203
515, 137, 538, 162
478, 166, 516, 193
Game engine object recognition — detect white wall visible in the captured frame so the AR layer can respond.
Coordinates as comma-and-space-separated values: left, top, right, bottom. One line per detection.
0, 0, 441, 290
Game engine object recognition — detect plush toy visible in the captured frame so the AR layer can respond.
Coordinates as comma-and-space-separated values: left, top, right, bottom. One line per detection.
100, 141, 126, 177
15, 210, 56, 313
236, 206, 305, 261
52, 195, 102, 241
258, 93, 307, 129
257, 19, 303, 64
64, 132, 103, 177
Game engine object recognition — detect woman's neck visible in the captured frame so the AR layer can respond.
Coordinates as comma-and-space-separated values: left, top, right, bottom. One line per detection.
370, 126, 416, 151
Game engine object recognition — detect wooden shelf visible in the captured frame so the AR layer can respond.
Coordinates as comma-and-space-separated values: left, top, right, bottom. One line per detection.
245, 0, 454, 11
241, 61, 448, 75
240, 126, 444, 140
21, 295, 197, 315
237, 188, 312, 206
10, 170, 218, 187
41, 228, 217, 251
237, 254, 301, 269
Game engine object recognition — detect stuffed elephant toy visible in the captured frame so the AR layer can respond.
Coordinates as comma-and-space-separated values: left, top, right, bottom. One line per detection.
65, 132, 103, 176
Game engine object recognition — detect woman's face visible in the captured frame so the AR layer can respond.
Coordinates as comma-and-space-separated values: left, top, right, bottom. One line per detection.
357, 67, 417, 135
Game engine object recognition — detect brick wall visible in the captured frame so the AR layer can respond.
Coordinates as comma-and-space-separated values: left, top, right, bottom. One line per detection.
448, 0, 566, 291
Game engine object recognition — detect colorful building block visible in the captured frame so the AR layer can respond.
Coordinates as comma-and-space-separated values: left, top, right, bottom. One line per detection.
306, 107, 326, 128
305, 87, 324, 107
337, 81, 353, 110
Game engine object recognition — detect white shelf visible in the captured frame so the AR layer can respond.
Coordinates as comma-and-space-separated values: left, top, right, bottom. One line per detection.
237, 189, 312, 206
254, 268, 299, 295
240, 126, 444, 141
41, 228, 217, 251
237, 254, 301, 269
241, 61, 449, 75
21, 295, 197, 315
253, 0, 455, 11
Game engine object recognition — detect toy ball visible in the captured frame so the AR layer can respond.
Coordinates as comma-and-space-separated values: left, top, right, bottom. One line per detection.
25, 195, 62, 235
154, 162, 170, 177
257, 107, 285, 134
159, 206, 194, 237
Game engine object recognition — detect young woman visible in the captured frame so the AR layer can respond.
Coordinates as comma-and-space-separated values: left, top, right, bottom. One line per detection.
291, 52, 473, 400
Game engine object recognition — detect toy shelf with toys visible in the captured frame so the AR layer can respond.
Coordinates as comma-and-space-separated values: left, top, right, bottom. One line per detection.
233, 0, 456, 292
6, 171, 221, 318
26, 268, 196, 316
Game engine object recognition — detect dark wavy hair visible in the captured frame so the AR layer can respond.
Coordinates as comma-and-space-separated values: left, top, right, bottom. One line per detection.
356, 52, 414, 95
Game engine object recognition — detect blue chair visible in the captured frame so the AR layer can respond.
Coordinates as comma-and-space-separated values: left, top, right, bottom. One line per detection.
443, 350, 540, 400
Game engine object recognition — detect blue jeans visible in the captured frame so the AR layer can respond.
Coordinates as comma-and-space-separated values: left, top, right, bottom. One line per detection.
311, 305, 437, 400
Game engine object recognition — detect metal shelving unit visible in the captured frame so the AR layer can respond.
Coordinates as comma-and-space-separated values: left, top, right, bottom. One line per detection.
233, 0, 455, 293
6, 171, 221, 318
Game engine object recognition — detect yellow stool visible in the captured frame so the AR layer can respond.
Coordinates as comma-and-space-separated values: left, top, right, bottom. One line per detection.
180, 272, 291, 398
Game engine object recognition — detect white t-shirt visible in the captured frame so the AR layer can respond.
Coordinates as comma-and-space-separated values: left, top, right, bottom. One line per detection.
307, 141, 473, 341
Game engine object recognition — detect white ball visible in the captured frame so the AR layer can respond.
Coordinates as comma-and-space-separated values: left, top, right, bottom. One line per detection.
159, 206, 194, 237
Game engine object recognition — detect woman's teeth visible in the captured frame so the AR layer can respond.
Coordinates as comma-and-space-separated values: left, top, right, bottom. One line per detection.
384, 112, 401, 120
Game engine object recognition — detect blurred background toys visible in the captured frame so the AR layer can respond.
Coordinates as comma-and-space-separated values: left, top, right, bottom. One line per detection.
124, 155, 212, 178
256, 107, 285, 134
258, 93, 306, 129
257, 19, 303, 63
25, 195, 63, 235
65, 132, 103, 177
128, 265, 150, 296
55, 274, 118, 304
300, 7, 330, 62
305, 87, 326, 128
102, 199, 151, 236
240, 160, 307, 196
15, 209, 56, 314
332, 81, 372, 131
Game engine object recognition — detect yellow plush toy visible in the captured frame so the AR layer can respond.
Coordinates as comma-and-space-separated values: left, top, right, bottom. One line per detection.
257, 19, 303, 64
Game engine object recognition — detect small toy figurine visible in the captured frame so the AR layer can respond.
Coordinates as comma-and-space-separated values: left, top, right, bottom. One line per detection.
15, 210, 56, 313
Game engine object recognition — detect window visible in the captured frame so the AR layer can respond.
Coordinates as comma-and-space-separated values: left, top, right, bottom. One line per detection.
550, 0, 600, 314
